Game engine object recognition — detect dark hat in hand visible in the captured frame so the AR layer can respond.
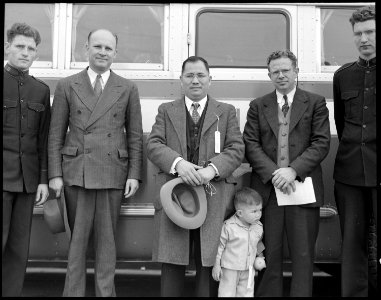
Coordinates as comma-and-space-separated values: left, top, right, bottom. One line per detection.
43, 190, 66, 234
160, 177, 207, 229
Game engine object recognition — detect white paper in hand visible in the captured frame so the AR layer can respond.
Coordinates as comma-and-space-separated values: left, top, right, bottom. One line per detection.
275, 177, 316, 206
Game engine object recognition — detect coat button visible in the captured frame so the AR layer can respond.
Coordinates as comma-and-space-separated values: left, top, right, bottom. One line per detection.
108, 152, 111, 156
113, 114, 117, 117
364, 106, 368, 109
84, 149, 90, 154
363, 124, 367, 128
361, 142, 365, 146
20, 82, 23, 86
77, 110, 81, 114
107, 133, 111, 137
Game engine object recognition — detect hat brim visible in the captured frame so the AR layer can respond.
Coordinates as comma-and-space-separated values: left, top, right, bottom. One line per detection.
43, 195, 65, 234
160, 177, 207, 229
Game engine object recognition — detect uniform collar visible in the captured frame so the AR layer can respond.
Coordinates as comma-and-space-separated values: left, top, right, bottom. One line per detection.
357, 56, 376, 68
4, 63, 29, 77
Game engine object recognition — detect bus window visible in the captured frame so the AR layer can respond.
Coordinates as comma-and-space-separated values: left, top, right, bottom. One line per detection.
196, 10, 289, 68
4, 3, 54, 67
320, 8, 358, 68
70, 3, 165, 69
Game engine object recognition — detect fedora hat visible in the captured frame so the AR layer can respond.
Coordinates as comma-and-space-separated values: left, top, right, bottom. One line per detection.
160, 177, 207, 229
43, 189, 65, 234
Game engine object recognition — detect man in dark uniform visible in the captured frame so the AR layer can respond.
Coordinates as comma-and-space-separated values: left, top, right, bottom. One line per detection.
3, 23, 51, 296
333, 6, 376, 297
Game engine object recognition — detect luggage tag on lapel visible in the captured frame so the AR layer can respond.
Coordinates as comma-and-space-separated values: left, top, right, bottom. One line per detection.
215, 114, 220, 153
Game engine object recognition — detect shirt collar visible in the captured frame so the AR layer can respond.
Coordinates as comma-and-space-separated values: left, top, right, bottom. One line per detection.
357, 56, 376, 68
4, 63, 29, 77
232, 213, 259, 230
185, 95, 208, 113
276, 86, 296, 106
87, 67, 111, 88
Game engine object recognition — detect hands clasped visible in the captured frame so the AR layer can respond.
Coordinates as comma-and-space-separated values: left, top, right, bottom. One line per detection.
272, 167, 297, 195
175, 159, 216, 186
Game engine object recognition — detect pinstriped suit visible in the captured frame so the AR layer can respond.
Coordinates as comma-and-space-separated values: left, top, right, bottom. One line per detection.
48, 68, 143, 296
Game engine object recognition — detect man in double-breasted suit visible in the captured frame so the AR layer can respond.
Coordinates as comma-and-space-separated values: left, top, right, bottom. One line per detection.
147, 56, 244, 297
243, 50, 330, 297
48, 29, 143, 297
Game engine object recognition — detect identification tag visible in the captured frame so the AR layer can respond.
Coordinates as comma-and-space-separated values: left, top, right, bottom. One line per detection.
215, 131, 220, 153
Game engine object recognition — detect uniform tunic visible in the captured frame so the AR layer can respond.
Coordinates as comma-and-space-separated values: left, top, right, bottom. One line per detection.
333, 57, 376, 187
3, 63, 51, 193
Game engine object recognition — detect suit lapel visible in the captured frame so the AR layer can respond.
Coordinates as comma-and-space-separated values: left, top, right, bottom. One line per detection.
201, 96, 223, 138
70, 69, 97, 112
289, 88, 308, 133
85, 71, 124, 128
263, 91, 279, 138
167, 98, 187, 157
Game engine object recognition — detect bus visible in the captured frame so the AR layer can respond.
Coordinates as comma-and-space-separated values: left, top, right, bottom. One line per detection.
4, 2, 374, 276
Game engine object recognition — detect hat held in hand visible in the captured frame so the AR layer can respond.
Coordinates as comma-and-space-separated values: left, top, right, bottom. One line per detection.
160, 177, 207, 229
43, 189, 65, 234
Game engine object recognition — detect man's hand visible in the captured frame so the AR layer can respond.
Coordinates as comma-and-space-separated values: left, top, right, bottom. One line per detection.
124, 179, 139, 198
35, 184, 49, 206
197, 166, 216, 185
49, 177, 63, 198
175, 159, 203, 186
212, 264, 222, 282
280, 181, 296, 195
272, 167, 297, 191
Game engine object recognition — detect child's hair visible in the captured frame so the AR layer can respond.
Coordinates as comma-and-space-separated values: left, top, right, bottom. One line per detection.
234, 187, 263, 211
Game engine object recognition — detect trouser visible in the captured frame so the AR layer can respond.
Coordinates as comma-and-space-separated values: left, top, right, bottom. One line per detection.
335, 181, 378, 297
63, 186, 122, 297
255, 188, 320, 297
218, 268, 254, 297
161, 227, 218, 297
2, 191, 35, 296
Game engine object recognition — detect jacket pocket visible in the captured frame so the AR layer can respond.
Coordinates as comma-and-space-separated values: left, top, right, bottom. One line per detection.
341, 90, 360, 120
27, 102, 45, 130
118, 149, 128, 159
61, 146, 78, 156
3, 100, 17, 126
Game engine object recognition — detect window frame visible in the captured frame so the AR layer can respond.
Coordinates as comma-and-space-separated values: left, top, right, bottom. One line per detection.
65, 3, 169, 71
188, 4, 297, 81
195, 9, 291, 69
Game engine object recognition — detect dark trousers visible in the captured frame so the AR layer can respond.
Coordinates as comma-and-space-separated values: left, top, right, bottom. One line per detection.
255, 189, 320, 297
335, 181, 378, 297
63, 186, 122, 297
2, 191, 35, 296
161, 228, 218, 297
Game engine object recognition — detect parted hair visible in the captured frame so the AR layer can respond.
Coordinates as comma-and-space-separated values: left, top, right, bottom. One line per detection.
350, 6, 375, 27
7, 23, 41, 46
266, 49, 298, 71
87, 29, 119, 47
234, 187, 263, 211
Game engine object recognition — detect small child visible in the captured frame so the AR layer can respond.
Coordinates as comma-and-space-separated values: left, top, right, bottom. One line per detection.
212, 187, 265, 297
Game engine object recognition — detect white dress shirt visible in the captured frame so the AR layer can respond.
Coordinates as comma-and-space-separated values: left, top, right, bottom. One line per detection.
87, 67, 111, 90
276, 86, 296, 109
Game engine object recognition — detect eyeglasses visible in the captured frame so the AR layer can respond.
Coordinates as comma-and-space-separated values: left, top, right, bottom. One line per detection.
182, 73, 209, 81
269, 69, 293, 77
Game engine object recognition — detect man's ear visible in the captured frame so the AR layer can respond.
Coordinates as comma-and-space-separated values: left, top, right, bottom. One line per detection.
236, 209, 242, 217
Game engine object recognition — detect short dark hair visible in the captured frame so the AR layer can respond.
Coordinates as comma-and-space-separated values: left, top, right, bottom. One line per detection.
234, 187, 263, 211
87, 29, 118, 47
181, 56, 210, 74
266, 50, 297, 71
349, 6, 375, 27
7, 22, 41, 46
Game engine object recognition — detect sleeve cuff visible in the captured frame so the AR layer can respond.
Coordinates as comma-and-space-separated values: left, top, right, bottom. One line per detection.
170, 157, 183, 174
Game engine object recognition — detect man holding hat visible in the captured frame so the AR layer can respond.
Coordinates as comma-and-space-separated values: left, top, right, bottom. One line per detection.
147, 56, 244, 297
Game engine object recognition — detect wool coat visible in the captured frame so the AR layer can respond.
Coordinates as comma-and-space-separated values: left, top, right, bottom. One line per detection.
147, 96, 245, 266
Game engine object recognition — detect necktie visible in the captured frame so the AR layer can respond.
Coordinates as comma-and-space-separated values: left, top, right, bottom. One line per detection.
282, 94, 289, 117
191, 102, 201, 124
94, 74, 102, 98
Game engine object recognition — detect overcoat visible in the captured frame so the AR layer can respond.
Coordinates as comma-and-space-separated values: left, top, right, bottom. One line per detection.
147, 96, 244, 266
48, 68, 143, 187
243, 88, 331, 207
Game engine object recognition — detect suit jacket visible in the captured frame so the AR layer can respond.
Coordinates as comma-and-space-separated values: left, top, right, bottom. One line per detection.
3, 65, 50, 193
48, 68, 143, 189
146, 96, 245, 266
243, 88, 331, 207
